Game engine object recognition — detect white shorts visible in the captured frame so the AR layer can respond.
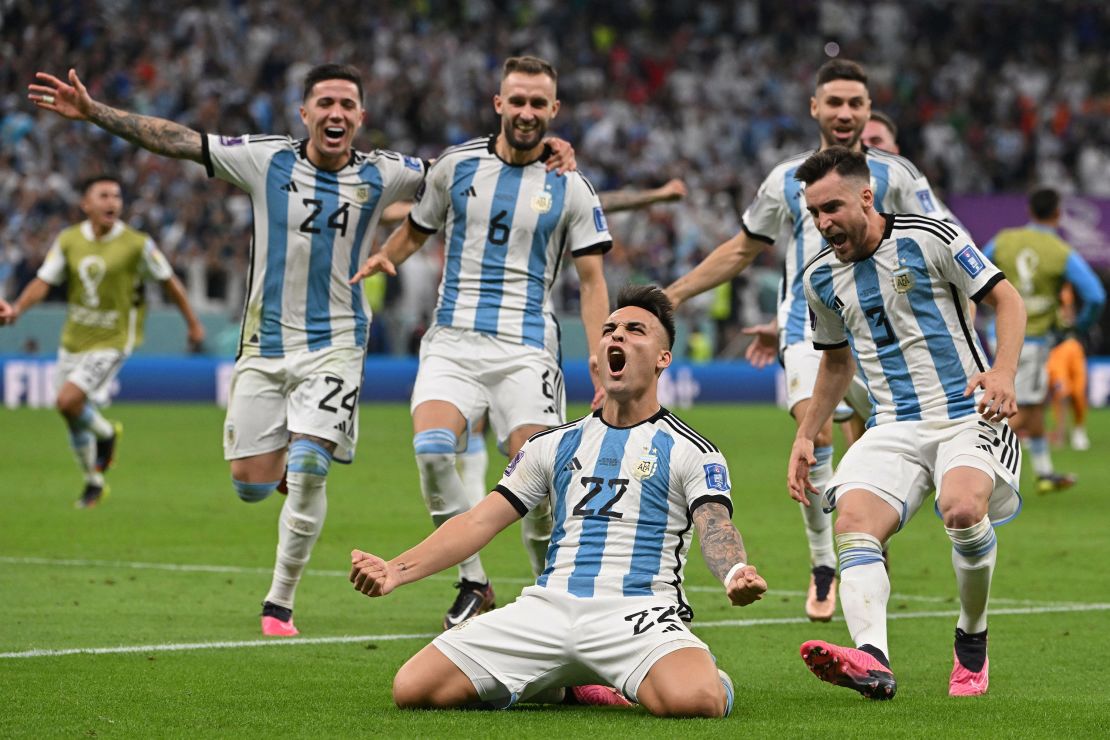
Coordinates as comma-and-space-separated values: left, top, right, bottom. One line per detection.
433, 586, 712, 707
223, 346, 365, 463
782, 341, 870, 419
1014, 340, 1050, 406
411, 326, 565, 449
826, 415, 1023, 530
56, 348, 127, 407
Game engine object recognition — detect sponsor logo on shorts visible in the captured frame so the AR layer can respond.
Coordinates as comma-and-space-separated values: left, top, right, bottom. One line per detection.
505, 449, 525, 476
224, 423, 236, 447
403, 155, 422, 171
704, 462, 730, 492
219, 135, 245, 146
955, 245, 986, 278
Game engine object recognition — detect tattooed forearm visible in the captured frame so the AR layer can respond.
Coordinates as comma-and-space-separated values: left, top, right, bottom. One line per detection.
693, 502, 747, 583
88, 101, 203, 162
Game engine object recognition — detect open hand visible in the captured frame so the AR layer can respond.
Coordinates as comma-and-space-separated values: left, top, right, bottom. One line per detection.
29, 69, 94, 120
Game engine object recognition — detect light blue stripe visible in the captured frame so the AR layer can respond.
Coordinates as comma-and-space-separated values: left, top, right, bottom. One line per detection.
568, 426, 631, 597
622, 431, 674, 596
348, 163, 384, 348
538, 425, 584, 587
811, 264, 878, 425
954, 533, 997, 559
413, 429, 457, 455
813, 445, 833, 467
436, 158, 481, 327
521, 171, 566, 349
869, 159, 890, 211
261, 150, 297, 356
783, 167, 808, 344
475, 166, 525, 336
69, 429, 93, 449
232, 479, 280, 503
288, 438, 332, 476
839, 554, 885, 572
896, 238, 976, 419
306, 169, 341, 350
853, 259, 921, 420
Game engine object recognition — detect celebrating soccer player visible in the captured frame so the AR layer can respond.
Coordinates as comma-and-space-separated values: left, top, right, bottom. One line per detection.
0, 175, 204, 508
350, 56, 611, 630
787, 147, 1026, 698
665, 60, 956, 622
350, 284, 766, 715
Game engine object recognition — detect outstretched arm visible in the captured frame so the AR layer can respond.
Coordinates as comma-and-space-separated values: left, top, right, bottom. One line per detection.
349, 217, 432, 283
665, 230, 768, 309
692, 502, 766, 607
599, 179, 687, 213
162, 275, 206, 348
0, 278, 52, 326
350, 492, 521, 597
30, 69, 203, 163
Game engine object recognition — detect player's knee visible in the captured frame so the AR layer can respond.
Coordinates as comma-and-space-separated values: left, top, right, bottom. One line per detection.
414, 429, 458, 463
939, 502, 983, 530
288, 439, 332, 478
55, 395, 83, 419
232, 478, 280, 503
392, 668, 437, 709
645, 684, 725, 718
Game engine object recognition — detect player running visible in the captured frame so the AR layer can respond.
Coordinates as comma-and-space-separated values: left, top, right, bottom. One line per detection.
665, 59, 956, 622
787, 147, 1026, 699
350, 56, 611, 630
350, 284, 766, 715
0, 175, 204, 507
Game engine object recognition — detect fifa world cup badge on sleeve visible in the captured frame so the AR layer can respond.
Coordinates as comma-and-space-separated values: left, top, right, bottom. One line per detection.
955, 245, 986, 278
505, 449, 525, 477
704, 463, 730, 492
892, 265, 914, 294
593, 206, 608, 232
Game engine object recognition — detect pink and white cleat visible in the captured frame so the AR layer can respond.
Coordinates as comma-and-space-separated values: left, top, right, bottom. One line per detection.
949, 652, 989, 696
800, 640, 896, 700
261, 601, 299, 636
570, 685, 634, 707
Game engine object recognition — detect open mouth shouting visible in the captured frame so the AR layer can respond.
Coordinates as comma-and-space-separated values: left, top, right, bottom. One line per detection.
323, 126, 347, 147
607, 346, 627, 377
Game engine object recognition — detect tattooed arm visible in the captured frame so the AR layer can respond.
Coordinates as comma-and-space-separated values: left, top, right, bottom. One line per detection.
693, 502, 767, 607
29, 69, 203, 162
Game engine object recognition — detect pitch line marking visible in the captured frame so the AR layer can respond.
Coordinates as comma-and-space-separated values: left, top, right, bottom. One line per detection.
2, 602, 1107, 660
0, 555, 1084, 608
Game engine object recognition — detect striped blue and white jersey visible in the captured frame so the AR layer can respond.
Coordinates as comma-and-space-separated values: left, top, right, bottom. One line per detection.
743, 147, 953, 349
495, 408, 733, 620
410, 135, 613, 355
202, 134, 426, 358
803, 214, 1004, 427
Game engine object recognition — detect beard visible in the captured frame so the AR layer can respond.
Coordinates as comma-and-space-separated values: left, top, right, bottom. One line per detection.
822, 122, 864, 150
503, 116, 546, 150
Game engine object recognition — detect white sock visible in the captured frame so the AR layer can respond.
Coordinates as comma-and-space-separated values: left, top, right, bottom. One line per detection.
77, 403, 115, 439
265, 441, 330, 610
415, 430, 487, 584
1025, 436, 1052, 477
946, 514, 997, 634
457, 432, 489, 503
68, 429, 103, 486
836, 532, 890, 660
521, 495, 553, 577
801, 446, 836, 569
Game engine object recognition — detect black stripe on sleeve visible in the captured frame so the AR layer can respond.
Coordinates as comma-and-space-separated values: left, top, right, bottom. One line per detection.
572, 240, 612, 256
690, 494, 733, 518
970, 272, 1005, 304
741, 221, 775, 245
494, 485, 528, 518
407, 213, 438, 235
814, 340, 849, 350
200, 130, 214, 178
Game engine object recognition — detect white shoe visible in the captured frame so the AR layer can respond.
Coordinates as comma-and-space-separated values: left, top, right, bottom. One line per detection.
1071, 427, 1090, 451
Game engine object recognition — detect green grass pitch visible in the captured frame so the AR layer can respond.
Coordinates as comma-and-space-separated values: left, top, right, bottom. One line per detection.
2, 403, 1108, 737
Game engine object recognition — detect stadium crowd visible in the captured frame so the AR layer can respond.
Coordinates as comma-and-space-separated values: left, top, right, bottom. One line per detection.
2, 0, 1109, 354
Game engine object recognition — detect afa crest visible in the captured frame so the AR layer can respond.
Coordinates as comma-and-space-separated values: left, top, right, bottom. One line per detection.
633, 449, 658, 481
892, 266, 914, 294
531, 190, 553, 214
354, 185, 371, 203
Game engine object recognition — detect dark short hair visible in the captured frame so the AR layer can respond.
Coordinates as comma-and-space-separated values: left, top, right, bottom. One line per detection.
869, 110, 898, 141
302, 63, 364, 102
616, 284, 675, 349
815, 59, 868, 89
794, 146, 871, 186
1029, 187, 1060, 220
502, 55, 558, 84
80, 174, 122, 195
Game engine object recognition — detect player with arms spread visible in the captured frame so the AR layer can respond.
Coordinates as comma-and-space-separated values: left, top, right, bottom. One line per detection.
350, 56, 611, 629
350, 285, 765, 715
26, 64, 435, 635
665, 60, 956, 622
787, 147, 1026, 699
0, 175, 204, 508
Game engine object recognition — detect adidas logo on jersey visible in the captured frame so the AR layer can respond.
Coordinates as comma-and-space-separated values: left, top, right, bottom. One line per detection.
460, 186, 477, 197
280, 181, 299, 193
564, 457, 582, 472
